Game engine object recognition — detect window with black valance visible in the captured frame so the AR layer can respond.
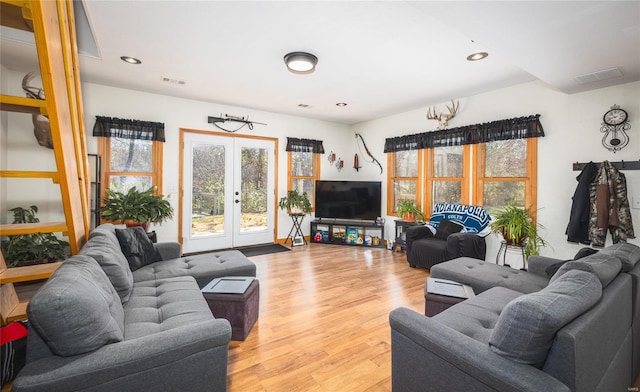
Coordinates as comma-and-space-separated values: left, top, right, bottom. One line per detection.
93, 116, 165, 142
384, 114, 544, 153
285, 137, 325, 154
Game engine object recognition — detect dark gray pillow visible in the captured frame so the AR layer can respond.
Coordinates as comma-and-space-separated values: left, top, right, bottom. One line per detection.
550, 253, 622, 288
489, 269, 601, 368
28, 255, 124, 357
598, 243, 640, 272
115, 227, 162, 271
434, 219, 463, 241
80, 235, 134, 304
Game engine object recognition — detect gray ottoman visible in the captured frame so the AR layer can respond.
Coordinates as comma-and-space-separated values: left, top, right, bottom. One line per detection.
430, 257, 549, 295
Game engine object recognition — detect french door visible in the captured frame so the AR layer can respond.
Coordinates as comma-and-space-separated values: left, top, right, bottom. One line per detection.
181, 131, 275, 253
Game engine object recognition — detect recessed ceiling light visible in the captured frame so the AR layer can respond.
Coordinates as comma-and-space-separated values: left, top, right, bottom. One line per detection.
284, 52, 318, 74
120, 56, 141, 64
336, 102, 347, 107
466, 52, 488, 61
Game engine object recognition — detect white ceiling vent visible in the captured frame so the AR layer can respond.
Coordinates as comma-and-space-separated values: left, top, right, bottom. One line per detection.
161, 76, 186, 85
574, 67, 623, 84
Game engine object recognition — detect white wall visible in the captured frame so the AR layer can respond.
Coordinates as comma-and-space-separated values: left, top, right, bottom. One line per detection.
355, 80, 640, 266
3, 67, 639, 263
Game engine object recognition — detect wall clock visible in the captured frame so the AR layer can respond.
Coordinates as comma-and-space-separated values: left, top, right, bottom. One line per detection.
601, 104, 631, 153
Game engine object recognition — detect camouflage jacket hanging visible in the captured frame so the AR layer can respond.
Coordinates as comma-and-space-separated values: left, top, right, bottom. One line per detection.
588, 161, 635, 247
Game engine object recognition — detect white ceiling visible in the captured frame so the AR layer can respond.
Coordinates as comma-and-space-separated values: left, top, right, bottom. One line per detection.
1, 1, 639, 125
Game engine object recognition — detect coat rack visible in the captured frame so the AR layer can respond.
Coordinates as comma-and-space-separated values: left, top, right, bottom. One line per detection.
572, 160, 640, 171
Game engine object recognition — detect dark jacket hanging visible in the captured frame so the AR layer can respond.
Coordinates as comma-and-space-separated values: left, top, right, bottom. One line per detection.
566, 162, 598, 244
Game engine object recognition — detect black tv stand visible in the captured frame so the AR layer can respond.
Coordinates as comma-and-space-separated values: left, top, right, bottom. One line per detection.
310, 219, 385, 248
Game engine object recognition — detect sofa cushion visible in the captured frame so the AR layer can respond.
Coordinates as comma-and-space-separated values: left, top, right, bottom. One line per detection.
115, 227, 162, 271
598, 243, 640, 272
80, 234, 134, 303
544, 247, 600, 278
434, 219, 463, 241
489, 269, 602, 368
88, 223, 120, 247
550, 252, 622, 288
27, 255, 125, 357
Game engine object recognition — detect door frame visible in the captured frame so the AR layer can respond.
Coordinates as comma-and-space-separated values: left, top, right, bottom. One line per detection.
178, 128, 279, 251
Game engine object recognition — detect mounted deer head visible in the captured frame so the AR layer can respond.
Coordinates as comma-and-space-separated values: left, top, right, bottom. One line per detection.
22, 72, 53, 149
426, 99, 459, 129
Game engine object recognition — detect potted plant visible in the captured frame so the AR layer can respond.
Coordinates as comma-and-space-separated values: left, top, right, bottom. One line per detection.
278, 189, 311, 215
101, 185, 174, 231
396, 200, 424, 222
0, 205, 69, 267
489, 203, 546, 258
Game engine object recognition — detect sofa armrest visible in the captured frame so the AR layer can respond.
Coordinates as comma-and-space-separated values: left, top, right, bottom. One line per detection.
13, 319, 231, 392
405, 225, 434, 251
389, 307, 570, 392
154, 241, 182, 260
528, 255, 563, 278
446, 233, 486, 260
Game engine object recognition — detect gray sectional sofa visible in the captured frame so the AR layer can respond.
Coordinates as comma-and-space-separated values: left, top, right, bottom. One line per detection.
12, 224, 256, 392
390, 243, 640, 392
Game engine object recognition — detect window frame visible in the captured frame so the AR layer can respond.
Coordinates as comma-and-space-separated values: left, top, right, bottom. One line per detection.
387, 150, 423, 216
98, 136, 164, 206
423, 145, 470, 216
287, 151, 320, 212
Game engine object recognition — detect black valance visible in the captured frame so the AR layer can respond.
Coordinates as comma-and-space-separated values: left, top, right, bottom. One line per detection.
93, 116, 165, 142
384, 114, 544, 153
285, 137, 325, 154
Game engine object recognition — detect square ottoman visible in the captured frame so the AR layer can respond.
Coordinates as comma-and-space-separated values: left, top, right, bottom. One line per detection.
203, 278, 260, 341
424, 277, 475, 316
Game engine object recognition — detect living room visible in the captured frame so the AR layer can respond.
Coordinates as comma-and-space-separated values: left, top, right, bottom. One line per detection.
1, 1, 640, 391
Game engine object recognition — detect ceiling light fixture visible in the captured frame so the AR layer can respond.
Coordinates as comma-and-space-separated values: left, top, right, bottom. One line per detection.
120, 56, 141, 64
466, 52, 488, 61
284, 52, 318, 74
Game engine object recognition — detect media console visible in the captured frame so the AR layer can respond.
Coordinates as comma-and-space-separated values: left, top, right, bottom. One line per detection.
310, 219, 385, 248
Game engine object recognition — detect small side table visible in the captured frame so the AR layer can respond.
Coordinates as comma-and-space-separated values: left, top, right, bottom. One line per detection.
394, 219, 420, 252
285, 213, 306, 246
496, 240, 527, 270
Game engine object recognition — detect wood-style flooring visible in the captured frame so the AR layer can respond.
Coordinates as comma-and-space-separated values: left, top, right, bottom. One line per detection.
227, 244, 428, 391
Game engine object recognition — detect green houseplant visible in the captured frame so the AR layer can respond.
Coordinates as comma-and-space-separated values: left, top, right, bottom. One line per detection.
101, 185, 174, 230
396, 200, 424, 222
489, 203, 546, 258
278, 189, 311, 214
0, 205, 69, 267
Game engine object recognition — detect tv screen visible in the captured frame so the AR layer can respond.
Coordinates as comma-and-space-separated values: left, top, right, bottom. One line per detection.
315, 181, 382, 221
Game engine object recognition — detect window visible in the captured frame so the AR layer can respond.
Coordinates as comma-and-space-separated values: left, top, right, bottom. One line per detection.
93, 116, 165, 201
288, 151, 320, 210
424, 145, 469, 213
285, 137, 324, 211
387, 150, 422, 215
474, 138, 538, 216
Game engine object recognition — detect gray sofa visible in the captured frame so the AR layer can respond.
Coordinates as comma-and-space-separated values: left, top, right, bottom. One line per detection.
12, 224, 256, 392
390, 243, 640, 392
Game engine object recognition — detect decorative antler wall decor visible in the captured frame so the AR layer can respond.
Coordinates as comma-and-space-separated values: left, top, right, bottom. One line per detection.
354, 132, 383, 174
426, 99, 459, 130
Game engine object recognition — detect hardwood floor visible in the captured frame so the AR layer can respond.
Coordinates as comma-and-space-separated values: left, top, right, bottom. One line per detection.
227, 244, 428, 391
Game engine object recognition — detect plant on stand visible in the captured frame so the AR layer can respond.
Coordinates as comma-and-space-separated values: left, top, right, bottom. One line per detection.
0, 205, 69, 267
101, 185, 174, 231
278, 189, 311, 215
396, 200, 424, 222
489, 203, 546, 258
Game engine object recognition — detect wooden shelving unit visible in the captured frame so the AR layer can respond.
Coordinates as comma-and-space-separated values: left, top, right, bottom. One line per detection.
0, 0, 91, 324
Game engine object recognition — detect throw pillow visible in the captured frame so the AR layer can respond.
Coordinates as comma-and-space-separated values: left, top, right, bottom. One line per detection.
115, 227, 162, 271
489, 269, 602, 368
549, 253, 622, 288
434, 219, 463, 241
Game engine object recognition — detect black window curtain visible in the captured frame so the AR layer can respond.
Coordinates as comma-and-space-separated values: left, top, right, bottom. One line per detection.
384, 114, 544, 153
285, 137, 325, 154
93, 116, 165, 142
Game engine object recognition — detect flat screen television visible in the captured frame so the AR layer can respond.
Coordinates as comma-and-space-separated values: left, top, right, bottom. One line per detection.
315, 180, 382, 221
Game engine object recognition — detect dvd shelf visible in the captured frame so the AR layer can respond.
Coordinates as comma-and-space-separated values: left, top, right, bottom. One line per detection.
310, 219, 385, 248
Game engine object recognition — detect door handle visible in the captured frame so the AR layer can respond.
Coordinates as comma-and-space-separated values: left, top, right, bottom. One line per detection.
235, 199, 240, 204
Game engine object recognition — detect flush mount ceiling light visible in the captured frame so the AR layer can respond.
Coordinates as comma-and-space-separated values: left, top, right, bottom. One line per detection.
466, 52, 488, 61
284, 52, 318, 74
120, 56, 141, 64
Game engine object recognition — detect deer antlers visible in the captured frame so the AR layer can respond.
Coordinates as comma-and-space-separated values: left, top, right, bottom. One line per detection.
426, 99, 459, 129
